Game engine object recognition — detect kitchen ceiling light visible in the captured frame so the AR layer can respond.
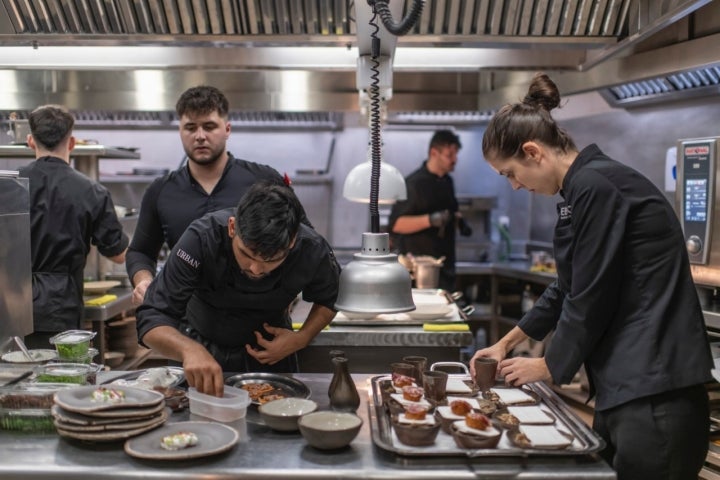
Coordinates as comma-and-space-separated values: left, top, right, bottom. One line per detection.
342, 157, 406, 204
334, 233, 414, 314
334, 0, 418, 315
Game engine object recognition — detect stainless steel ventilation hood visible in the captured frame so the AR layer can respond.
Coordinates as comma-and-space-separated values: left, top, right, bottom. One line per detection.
0, 0, 717, 115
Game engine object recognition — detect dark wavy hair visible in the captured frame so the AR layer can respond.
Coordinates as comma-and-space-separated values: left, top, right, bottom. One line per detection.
234, 182, 302, 260
28, 105, 74, 150
482, 73, 576, 161
429, 129, 462, 152
176, 85, 229, 119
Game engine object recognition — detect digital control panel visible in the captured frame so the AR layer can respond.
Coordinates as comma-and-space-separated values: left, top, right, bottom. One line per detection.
678, 138, 718, 264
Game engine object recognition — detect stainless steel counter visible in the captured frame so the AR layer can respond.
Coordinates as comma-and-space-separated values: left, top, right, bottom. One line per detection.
456, 261, 557, 286
0, 373, 616, 479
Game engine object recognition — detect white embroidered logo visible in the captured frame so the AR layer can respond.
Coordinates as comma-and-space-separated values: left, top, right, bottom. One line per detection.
176, 248, 200, 268
559, 205, 572, 220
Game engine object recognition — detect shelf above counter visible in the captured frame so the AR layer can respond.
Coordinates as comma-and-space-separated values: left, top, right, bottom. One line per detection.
0, 144, 140, 159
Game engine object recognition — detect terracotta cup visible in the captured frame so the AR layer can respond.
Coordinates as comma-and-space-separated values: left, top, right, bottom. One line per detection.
473, 357, 498, 391
390, 362, 416, 385
402, 356, 427, 387
422, 370, 448, 403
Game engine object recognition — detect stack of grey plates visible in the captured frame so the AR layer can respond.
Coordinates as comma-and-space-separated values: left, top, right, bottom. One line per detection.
52, 385, 167, 442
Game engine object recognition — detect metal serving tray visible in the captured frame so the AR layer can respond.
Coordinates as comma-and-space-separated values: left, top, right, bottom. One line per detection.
368, 375, 605, 457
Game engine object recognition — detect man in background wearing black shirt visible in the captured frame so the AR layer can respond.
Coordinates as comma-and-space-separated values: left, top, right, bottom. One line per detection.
126, 86, 290, 305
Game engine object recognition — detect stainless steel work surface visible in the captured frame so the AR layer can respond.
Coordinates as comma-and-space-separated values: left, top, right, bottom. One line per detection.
0, 373, 615, 479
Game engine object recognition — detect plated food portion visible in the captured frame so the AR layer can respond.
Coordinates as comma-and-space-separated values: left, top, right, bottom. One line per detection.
124, 421, 239, 460
225, 373, 310, 406
371, 366, 604, 457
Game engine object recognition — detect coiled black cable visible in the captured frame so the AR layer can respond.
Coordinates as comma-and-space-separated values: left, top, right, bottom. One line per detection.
371, 0, 425, 36
366, 0, 424, 233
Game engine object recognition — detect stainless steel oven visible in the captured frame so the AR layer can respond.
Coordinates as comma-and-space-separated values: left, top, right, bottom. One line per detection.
676, 136, 720, 479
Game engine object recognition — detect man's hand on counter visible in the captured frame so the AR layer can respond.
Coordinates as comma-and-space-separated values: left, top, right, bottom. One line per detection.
182, 345, 225, 397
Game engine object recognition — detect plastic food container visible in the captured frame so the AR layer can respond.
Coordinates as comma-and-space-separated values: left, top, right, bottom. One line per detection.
34, 363, 95, 385
0, 408, 55, 432
187, 385, 250, 422
49, 330, 96, 360
0, 383, 76, 432
56, 347, 99, 365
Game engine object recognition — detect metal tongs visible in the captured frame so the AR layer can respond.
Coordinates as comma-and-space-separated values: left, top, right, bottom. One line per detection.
13, 336, 34, 362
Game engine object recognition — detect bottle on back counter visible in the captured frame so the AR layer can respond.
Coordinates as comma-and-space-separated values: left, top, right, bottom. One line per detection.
327, 350, 346, 397
329, 356, 360, 412
521, 284, 535, 315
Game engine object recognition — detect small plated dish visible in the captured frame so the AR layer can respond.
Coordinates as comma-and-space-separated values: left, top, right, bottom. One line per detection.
434, 406, 467, 434
298, 411, 363, 450
124, 421, 239, 460
507, 424, 573, 450
450, 420, 502, 449
258, 397, 318, 432
53, 385, 164, 413
1, 349, 57, 364
391, 415, 441, 446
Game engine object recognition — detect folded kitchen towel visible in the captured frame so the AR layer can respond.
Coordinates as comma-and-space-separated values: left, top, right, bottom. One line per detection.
292, 323, 330, 331
423, 323, 469, 332
84, 294, 117, 306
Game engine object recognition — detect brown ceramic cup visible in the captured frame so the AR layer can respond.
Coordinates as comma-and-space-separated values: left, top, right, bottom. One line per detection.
402, 356, 427, 387
473, 357, 498, 391
390, 362, 416, 386
422, 370, 448, 403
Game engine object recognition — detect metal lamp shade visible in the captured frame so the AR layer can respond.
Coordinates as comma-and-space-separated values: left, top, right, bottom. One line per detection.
342, 160, 407, 204
335, 233, 415, 314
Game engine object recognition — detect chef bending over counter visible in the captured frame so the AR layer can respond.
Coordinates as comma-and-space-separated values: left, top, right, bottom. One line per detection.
135, 183, 340, 397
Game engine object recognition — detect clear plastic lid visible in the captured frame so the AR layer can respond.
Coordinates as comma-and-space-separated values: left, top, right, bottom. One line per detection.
49, 330, 96, 345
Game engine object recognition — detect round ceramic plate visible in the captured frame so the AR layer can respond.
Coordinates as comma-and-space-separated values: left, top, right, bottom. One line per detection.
56, 411, 167, 442
1, 349, 56, 363
83, 280, 121, 294
406, 304, 453, 320
124, 421, 239, 460
54, 385, 165, 413
225, 373, 311, 406
53, 408, 169, 433
51, 404, 167, 426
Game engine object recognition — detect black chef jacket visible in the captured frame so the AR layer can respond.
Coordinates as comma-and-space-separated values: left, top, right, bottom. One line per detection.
135, 208, 341, 372
519, 144, 712, 411
19, 156, 129, 332
126, 154, 286, 281
388, 161, 458, 291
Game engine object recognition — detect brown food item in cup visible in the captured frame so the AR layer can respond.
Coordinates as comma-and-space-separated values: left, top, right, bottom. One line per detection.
402, 385, 424, 402
392, 374, 414, 388
450, 399, 473, 416
465, 412, 490, 430
404, 404, 428, 420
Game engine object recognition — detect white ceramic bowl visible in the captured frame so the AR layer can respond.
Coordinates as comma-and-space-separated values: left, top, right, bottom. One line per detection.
258, 397, 318, 431
298, 411, 363, 449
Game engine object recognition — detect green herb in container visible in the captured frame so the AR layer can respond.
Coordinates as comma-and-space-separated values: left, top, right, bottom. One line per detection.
49, 330, 96, 360
34, 363, 93, 384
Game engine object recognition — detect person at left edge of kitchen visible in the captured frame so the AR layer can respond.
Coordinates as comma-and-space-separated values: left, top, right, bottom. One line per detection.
19, 105, 129, 349
135, 182, 340, 397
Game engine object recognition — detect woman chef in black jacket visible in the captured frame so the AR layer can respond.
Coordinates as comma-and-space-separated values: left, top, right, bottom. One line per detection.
136, 183, 340, 397
470, 73, 712, 480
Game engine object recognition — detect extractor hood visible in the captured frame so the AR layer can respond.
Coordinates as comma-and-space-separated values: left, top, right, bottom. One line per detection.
0, 0, 717, 114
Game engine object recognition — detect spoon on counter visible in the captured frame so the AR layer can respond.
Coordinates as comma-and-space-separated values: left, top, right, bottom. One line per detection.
13, 336, 35, 362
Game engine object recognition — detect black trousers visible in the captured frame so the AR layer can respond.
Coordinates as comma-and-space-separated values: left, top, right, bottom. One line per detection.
593, 384, 709, 480
180, 322, 298, 374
